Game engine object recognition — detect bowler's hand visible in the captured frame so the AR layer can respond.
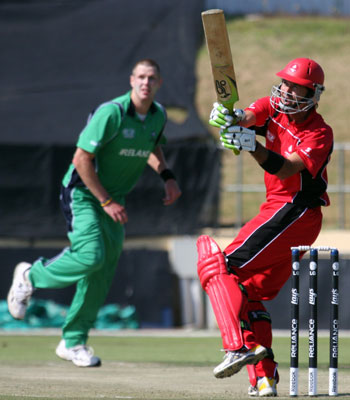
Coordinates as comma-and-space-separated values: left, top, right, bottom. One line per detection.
163, 179, 181, 205
103, 201, 128, 224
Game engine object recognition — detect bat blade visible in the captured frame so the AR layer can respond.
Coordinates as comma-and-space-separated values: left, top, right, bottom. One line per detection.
202, 8, 240, 154
201, 9, 239, 114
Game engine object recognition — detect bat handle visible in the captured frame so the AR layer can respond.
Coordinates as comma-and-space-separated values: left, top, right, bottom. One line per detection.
223, 101, 240, 156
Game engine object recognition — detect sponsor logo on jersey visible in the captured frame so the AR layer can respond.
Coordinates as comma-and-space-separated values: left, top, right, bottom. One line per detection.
119, 148, 150, 158
285, 144, 294, 157
266, 130, 275, 142
248, 102, 256, 109
300, 147, 313, 158
90, 140, 100, 147
122, 128, 135, 139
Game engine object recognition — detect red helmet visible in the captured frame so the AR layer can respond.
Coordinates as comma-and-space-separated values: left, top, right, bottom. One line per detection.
276, 58, 324, 90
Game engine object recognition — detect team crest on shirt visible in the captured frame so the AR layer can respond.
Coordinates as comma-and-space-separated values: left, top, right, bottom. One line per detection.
266, 130, 275, 143
149, 131, 159, 142
122, 128, 135, 138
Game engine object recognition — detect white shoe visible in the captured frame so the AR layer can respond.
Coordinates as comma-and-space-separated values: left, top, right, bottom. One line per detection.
55, 339, 101, 367
249, 376, 278, 397
248, 384, 259, 397
7, 262, 33, 319
257, 376, 278, 397
213, 345, 268, 379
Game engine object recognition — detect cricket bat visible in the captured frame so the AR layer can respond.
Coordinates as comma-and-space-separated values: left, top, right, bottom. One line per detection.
201, 9, 240, 154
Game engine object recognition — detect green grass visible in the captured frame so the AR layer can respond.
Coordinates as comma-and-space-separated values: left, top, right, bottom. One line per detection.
0, 334, 350, 399
2, 334, 350, 367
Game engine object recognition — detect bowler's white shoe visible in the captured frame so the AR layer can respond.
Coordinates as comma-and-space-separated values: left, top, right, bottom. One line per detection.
56, 339, 101, 367
7, 262, 33, 319
214, 345, 268, 379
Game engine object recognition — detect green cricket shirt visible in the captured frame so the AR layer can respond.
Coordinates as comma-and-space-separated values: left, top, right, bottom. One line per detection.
62, 91, 167, 198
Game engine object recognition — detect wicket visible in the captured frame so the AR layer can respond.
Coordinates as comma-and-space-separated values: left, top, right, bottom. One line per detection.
289, 246, 339, 397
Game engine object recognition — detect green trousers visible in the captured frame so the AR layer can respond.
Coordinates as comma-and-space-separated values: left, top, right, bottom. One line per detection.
29, 187, 124, 347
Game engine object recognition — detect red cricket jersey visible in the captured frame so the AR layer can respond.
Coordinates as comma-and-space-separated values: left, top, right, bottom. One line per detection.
246, 97, 333, 207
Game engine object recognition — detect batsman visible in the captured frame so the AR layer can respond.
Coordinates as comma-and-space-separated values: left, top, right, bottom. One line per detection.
197, 57, 334, 396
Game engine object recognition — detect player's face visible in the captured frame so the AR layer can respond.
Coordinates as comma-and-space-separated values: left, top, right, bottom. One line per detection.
130, 65, 162, 102
280, 79, 309, 108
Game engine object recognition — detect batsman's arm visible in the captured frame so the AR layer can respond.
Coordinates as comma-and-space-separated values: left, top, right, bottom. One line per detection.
240, 109, 257, 128
250, 142, 305, 179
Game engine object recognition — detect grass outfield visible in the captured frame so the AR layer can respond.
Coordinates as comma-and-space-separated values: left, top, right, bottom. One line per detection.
0, 333, 349, 399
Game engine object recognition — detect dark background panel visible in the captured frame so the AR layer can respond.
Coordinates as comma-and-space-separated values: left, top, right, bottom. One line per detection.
2, 248, 350, 329
268, 257, 350, 330
0, 0, 222, 239
1, 247, 180, 328
0, 142, 221, 238
0, 0, 208, 144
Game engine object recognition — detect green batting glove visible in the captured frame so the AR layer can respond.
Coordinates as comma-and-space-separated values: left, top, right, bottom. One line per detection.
220, 126, 256, 152
209, 102, 234, 128
220, 135, 241, 152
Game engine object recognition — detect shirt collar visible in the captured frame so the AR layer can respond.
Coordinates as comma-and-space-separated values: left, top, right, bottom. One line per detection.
127, 95, 157, 117
288, 108, 317, 128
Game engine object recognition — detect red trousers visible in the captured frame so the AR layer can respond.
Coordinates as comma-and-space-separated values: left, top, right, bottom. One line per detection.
224, 201, 322, 380
224, 201, 322, 300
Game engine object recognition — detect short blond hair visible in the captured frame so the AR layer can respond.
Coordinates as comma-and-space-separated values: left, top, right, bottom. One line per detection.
132, 59, 161, 76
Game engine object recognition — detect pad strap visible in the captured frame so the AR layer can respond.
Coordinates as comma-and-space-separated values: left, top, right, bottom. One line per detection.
246, 364, 257, 388
248, 309, 272, 324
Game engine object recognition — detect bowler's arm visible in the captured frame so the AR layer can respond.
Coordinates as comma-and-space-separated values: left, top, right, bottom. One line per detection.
72, 147, 128, 223
148, 146, 181, 205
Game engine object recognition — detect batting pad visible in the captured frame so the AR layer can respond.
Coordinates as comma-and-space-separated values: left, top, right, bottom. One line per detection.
246, 364, 257, 387
197, 235, 244, 350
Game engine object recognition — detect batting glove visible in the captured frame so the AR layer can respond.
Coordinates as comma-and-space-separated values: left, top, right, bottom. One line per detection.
209, 102, 246, 128
220, 126, 256, 152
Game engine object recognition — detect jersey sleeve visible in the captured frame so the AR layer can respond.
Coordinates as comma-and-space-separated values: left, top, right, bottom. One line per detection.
154, 124, 167, 147
157, 132, 167, 146
245, 97, 272, 126
77, 103, 122, 154
153, 102, 167, 146
295, 126, 333, 178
